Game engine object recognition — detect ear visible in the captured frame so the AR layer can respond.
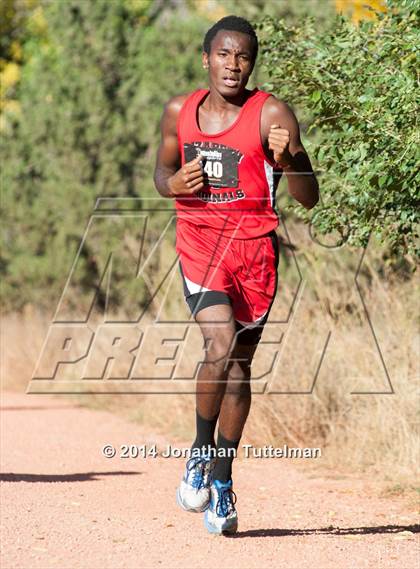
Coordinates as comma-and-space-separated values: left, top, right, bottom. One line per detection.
202, 51, 209, 69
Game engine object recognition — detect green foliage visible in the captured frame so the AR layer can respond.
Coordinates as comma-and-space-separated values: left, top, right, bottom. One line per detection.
0, 0, 34, 61
221, 0, 335, 27
258, 0, 419, 256
1, 0, 207, 311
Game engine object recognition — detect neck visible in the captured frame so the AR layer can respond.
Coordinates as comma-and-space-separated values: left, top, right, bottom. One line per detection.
205, 86, 252, 112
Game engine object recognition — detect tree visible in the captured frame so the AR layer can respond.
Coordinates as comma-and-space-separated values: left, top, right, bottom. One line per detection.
258, 0, 419, 257
1, 0, 207, 311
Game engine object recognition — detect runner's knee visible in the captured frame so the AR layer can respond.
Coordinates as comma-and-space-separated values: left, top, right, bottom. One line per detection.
204, 334, 235, 366
225, 374, 251, 399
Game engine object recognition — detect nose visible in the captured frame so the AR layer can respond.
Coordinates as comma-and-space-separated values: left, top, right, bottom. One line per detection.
225, 54, 240, 71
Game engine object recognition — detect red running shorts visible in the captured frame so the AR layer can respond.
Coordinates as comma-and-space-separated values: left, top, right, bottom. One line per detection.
175, 219, 279, 345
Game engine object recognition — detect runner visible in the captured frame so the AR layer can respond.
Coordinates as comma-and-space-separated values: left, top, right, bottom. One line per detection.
154, 15, 319, 535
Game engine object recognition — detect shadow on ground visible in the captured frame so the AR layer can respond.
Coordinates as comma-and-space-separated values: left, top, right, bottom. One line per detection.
0, 471, 143, 483
230, 524, 420, 538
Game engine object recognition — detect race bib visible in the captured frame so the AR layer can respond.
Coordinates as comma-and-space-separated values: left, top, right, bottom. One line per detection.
184, 142, 242, 188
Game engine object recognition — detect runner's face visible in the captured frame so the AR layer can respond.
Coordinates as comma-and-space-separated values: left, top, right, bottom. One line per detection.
203, 30, 255, 96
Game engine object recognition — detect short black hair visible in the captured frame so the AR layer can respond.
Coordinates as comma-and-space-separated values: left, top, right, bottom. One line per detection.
203, 15, 258, 61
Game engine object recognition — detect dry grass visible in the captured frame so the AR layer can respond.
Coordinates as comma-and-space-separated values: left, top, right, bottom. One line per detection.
1, 223, 419, 486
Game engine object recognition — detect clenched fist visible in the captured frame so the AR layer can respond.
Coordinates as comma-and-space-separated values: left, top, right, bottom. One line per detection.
268, 125, 292, 167
168, 154, 204, 196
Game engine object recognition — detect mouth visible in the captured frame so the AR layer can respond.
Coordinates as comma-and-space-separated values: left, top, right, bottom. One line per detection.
223, 76, 240, 88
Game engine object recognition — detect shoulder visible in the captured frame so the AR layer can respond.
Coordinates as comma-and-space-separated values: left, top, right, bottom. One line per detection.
163, 93, 191, 118
162, 90, 205, 127
261, 94, 297, 125
160, 93, 192, 135
260, 93, 301, 143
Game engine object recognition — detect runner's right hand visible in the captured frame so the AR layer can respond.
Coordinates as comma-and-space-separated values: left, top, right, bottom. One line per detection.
168, 155, 204, 196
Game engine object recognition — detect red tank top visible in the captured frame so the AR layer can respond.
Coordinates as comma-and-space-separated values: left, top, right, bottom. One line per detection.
176, 88, 281, 239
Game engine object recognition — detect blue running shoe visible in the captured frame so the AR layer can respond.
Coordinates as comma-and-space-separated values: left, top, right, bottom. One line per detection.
176, 452, 216, 513
204, 479, 238, 535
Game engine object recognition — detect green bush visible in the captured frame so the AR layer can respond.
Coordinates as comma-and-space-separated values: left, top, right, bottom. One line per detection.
1, 0, 207, 311
258, 0, 419, 256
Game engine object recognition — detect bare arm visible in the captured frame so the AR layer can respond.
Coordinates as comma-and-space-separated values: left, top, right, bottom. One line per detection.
261, 97, 319, 210
154, 95, 204, 198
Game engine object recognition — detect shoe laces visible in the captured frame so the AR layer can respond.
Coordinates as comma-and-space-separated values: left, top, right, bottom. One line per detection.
216, 486, 237, 518
186, 455, 211, 490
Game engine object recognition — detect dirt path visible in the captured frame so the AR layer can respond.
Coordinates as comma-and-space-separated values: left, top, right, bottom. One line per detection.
0, 390, 418, 569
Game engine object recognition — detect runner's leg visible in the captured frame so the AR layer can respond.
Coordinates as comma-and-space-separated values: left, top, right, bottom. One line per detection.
176, 301, 236, 513
192, 303, 237, 447
212, 342, 258, 482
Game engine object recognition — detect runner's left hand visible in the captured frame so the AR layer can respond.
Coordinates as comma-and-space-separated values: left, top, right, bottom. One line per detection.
268, 125, 292, 167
